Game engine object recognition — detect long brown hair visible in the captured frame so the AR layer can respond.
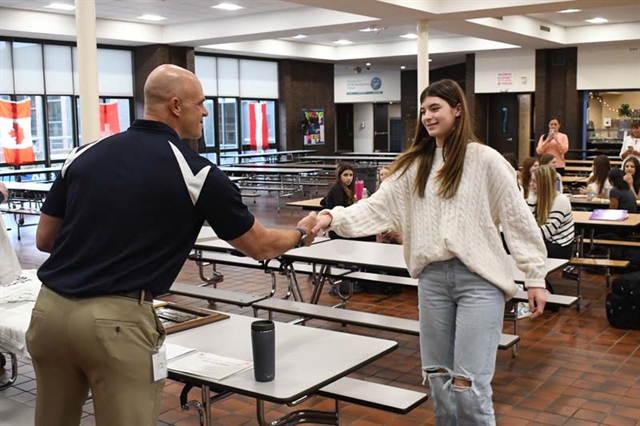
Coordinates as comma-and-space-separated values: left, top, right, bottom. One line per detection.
586, 155, 610, 196
334, 162, 355, 205
539, 153, 555, 166
390, 79, 479, 199
521, 157, 538, 199
534, 165, 558, 226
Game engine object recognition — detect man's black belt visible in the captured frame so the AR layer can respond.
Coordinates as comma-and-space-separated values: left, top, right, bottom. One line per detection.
116, 289, 153, 303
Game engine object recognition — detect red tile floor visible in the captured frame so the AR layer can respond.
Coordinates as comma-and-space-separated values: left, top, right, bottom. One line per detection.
1, 192, 639, 426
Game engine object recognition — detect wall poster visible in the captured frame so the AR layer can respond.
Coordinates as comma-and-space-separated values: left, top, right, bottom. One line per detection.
302, 109, 324, 146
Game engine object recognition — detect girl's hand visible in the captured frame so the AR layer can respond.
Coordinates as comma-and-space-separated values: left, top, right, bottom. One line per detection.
623, 173, 633, 186
579, 187, 587, 195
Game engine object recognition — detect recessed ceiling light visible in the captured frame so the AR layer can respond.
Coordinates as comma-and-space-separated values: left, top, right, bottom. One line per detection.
400, 33, 418, 39
400, 66, 406, 70
365, 62, 371, 66
212, 3, 244, 11
429, 59, 433, 62
559, 9, 582, 13
138, 14, 166, 21
334, 39, 353, 45
586, 17, 608, 24
359, 27, 375, 32
291, 34, 307, 39
44, 3, 75, 10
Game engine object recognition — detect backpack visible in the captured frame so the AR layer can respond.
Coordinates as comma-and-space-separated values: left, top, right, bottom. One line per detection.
606, 272, 640, 330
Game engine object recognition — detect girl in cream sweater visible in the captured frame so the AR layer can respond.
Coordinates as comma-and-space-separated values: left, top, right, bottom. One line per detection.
313, 79, 547, 426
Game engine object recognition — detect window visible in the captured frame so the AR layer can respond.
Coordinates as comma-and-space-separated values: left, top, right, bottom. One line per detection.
202, 99, 215, 149
104, 98, 131, 133
46, 96, 75, 160
240, 100, 276, 151
218, 98, 238, 150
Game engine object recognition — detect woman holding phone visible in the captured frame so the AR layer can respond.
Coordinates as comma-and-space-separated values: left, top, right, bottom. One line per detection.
537, 118, 569, 175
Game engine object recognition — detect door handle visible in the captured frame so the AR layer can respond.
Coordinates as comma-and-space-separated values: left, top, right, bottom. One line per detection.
507, 137, 513, 142
374, 132, 389, 136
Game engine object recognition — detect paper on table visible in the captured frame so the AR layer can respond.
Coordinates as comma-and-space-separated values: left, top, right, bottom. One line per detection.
169, 351, 253, 381
165, 343, 196, 361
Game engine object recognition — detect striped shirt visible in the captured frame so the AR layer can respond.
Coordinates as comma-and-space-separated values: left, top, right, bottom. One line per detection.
527, 193, 575, 247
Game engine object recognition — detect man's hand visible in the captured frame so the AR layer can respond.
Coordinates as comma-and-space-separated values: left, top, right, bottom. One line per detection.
296, 212, 318, 246
527, 287, 547, 319
0, 182, 8, 204
312, 212, 333, 235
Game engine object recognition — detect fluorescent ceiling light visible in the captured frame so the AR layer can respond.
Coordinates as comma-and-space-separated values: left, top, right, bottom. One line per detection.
138, 14, 166, 21
400, 33, 418, 39
365, 62, 371, 66
400, 66, 406, 70
291, 34, 307, 39
213, 3, 244, 11
334, 39, 353, 45
44, 3, 75, 10
559, 9, 581, 13
359, 27, 375, 32
586, 17, 608, 24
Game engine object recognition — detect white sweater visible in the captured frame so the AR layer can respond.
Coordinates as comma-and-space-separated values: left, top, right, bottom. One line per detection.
325, 143, 548, 298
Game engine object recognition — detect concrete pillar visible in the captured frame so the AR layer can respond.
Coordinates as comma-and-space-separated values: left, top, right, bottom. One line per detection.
417, 20, 429, 97
75, 0, 100, 144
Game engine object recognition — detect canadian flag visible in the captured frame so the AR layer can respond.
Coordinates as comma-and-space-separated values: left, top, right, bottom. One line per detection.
99, 102, 120, 138
0, 99, 35, 165
248, 102, 269, 151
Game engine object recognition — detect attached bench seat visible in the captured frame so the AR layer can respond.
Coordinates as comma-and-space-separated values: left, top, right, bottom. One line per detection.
344, 271, 417, 287
589, 239, 640, 248
169, 282, 270, 308
569, 257, 630, 290
317, 377, 428, 414
512, 290, 579, 308
252, 298, 520, 354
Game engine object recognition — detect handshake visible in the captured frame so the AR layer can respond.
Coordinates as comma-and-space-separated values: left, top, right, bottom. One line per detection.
294, 212, 333, 247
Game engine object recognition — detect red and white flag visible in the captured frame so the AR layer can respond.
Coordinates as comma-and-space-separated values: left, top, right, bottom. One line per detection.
248, 102, 269, 151
99, 102, 120, 138
0, 99, 35, 165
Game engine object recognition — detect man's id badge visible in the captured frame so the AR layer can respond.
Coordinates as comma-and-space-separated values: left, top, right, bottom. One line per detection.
151, 345, 168, 381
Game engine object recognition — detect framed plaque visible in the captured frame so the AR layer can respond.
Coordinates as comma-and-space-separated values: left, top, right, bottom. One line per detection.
154, 301, 229, 334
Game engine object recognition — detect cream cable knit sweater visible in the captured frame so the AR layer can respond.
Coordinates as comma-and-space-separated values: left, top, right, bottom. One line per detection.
324, 143, 548, 298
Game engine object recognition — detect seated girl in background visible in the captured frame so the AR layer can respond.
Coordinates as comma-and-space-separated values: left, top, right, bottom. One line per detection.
609, 167, 639, 213
376, 165, 402, 244
521, 157, 539, 199
321, 162, 375, 241
502, 153, 523, 195
528, 166, 575, 259
539, 154, 562, 192
622, 157, 640, 200
579, 155, 612, 198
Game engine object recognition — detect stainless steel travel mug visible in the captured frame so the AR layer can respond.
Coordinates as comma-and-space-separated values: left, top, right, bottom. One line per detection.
251, 320, 275, 382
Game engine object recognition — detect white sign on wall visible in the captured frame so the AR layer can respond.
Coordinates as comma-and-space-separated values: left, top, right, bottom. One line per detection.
335, 71, 400, 103
497, 72, 513, 87
347, 75, 384, 95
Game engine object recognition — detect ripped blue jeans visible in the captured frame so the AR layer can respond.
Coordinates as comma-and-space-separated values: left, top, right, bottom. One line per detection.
418, 258, 505, 426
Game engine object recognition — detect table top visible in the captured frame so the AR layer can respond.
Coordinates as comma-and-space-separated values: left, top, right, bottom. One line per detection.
565, 159, 622, 166
166, 312, 397, 403
220, 166, 320, 175
4, 182, 53, 192
562, 176, 588, 184
341, 152, 399, 157
284, 239, 569, 279
285, 197, 324, 210
232, 162, 337, 170
572, 210, 640, 227
0, 166, 61, 177
221, 150, 316, 159
302, 156, 393, 163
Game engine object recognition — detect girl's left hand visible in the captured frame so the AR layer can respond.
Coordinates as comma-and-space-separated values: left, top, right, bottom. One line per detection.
623, 173, 633, 185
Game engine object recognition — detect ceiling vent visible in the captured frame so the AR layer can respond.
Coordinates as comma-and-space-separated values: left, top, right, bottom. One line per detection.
540, 25, 551, 32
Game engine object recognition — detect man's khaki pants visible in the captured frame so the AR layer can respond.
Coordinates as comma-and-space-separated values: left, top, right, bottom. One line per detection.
26, 286, 166, 426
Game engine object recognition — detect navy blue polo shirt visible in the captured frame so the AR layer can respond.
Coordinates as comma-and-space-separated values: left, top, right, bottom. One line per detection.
38, 120, 255, 297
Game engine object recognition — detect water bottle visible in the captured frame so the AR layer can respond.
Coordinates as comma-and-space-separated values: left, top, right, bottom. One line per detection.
586, 186, 595, 201
251, 320, 275, 382
355, 179, 364, 201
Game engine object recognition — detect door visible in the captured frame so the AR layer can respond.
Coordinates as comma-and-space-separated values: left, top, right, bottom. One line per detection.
335, 103, 354, 152
389, 118, 403, 152
487, 93, 519, 156
373, 103, 389, 152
